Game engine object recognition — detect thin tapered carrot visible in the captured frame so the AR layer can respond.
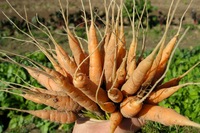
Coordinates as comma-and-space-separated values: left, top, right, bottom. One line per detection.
137, 104, 200, 128
87, 21, 103, 86
152, 35, 178, 84
104, 19, 120, 90
25, 66, 61, 91
109, 111, 123, 133
121, 42, 160, 96
0, 107, 77, 124
126, 0, 137, 77
3, 88, 82, 112
73, 72, 109, 103
152, 0, 192, 84
140, 39, 165, 89
156, 61, 200, 90
58, 0, 89, 75
113, 51, 127, 88
104, 30, 117, 90
117, 1, 126, 68
147, 83, 200, 104
107, 87, 123, 103
103, 1, 121, 90
55, 43, 78, 76
86, 0, 103, 86
67, 27, 89, 75
2, 52, 100, 114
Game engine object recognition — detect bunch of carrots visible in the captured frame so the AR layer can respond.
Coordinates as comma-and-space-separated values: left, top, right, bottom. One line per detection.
0, 0, 200, 132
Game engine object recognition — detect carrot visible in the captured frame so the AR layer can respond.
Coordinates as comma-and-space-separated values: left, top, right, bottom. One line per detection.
121, 42, 160, 96
113, 52, 127, 88
137, 104, 200, 128
0, 107, 77, 124
73, 72, 109, 103
140, 40, 164, 90
25, 66, 61, 91
108, 87, 123, 103
156, 61, 200, 90
109, 111, 123, 133
104, 20, 120, 90
98, 101, 116, 113
4, 88, 82, 112
58, 0, 89, 75
147, 82, 200, 104
152, 35, 178, 84
84, 0, 103, 86
152, 0, 192, 84
120, 96, 143, 118
55, 43, 78, 76
117, 1, 126, 68
67, 28, 89, 75
126, 0, 137, 77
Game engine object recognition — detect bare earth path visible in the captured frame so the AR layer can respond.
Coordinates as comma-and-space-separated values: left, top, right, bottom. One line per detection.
0, 0, 200, 54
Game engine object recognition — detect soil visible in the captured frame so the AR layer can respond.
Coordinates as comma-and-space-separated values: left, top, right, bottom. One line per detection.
0, 0, 200, 54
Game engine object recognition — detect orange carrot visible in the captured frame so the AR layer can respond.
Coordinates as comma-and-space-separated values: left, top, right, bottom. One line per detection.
73, 72, 109, 103
140, 40, 164, 89
67, 28, 89, 74
58, 0, 89, 75
120, 96, 143, 118
104, 28, 118, 90
108, 87, 123, 103
156, 61, 200, 90
117, 2, 126, 68
5, 88, 82, 112
99, 101, 116, 113
121, 42, 160, 96
0, 107, 77, 124
152, 35, 178, 84
152, 0, 191, 84
87, 21, 103, 86
55, 43, 78, 76
24, 66, 61, 91
113, 53, 127, 88
137, 104, 200, 128
126, 0, 137, 77
86, 0, 103, 86
109, 111, 123, 133
147, 83, 200, 104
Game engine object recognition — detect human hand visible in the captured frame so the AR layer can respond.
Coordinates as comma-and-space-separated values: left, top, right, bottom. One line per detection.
72, 117, 145, 133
